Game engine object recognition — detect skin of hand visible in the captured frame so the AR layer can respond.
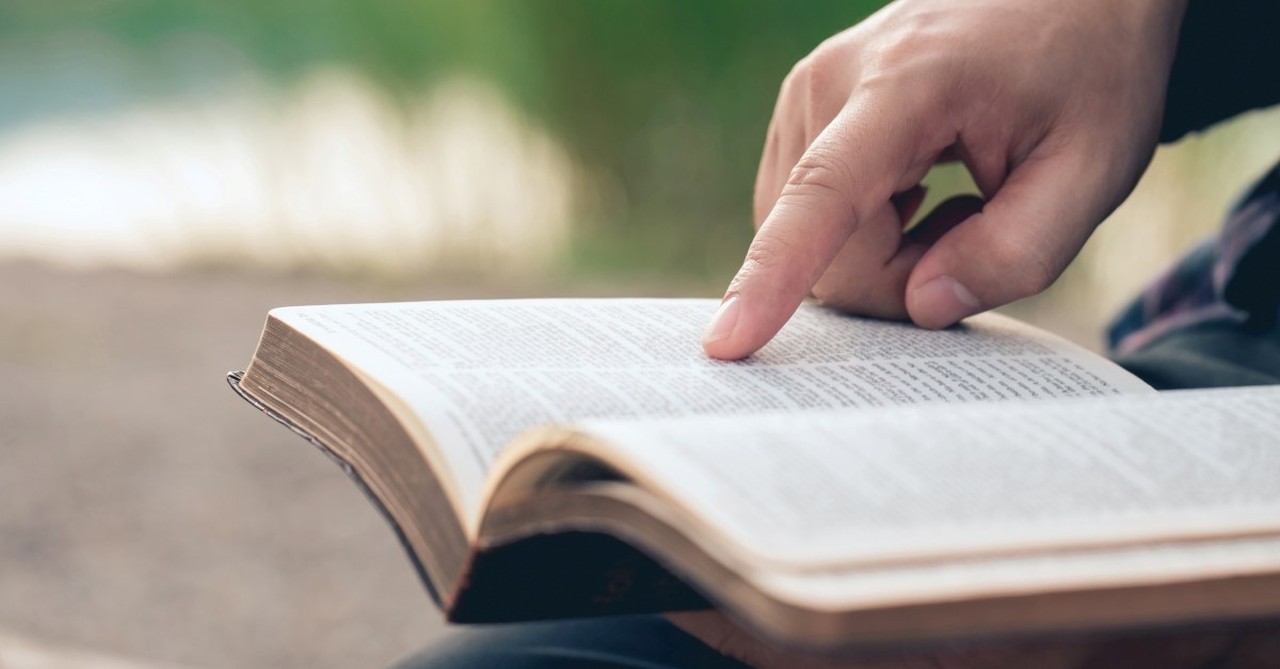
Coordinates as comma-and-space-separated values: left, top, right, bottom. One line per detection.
668, 609, 1280, 669
702, 0, 1188, 360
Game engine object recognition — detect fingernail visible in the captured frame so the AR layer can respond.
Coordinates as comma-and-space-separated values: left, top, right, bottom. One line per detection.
912, 275, 981, 326
702, 294, 742, 346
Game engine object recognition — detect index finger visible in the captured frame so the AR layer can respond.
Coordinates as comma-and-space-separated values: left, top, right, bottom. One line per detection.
702, 98, 918, 360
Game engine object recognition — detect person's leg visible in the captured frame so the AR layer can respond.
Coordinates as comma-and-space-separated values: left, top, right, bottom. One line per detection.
1112, 319, 1280, 389
1110, 161, 1280, 389
390, 615, 750, 669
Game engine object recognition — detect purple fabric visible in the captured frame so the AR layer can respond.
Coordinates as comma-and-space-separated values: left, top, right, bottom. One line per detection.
1109, 160, 1280, 354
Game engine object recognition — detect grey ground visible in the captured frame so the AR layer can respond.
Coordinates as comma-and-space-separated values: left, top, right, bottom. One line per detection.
0, 262, 582, 669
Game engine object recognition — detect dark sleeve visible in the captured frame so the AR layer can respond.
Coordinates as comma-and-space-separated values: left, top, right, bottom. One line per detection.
1160, 0, 1280, 143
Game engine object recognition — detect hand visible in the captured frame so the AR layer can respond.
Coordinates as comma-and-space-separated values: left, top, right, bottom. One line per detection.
702, 0, 1187, 360
668, 610, 1280, 669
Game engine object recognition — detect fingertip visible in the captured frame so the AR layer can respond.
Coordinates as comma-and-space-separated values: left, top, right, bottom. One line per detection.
701, 339, 753, 361
907, 274, 982, 329
701, 291, 794, 360
701, 294, 748, 359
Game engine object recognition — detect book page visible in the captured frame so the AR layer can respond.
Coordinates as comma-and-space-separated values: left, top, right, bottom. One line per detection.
271, 298, 1150, 515
570, 385, 1280, 570
760, 532, 1280, 613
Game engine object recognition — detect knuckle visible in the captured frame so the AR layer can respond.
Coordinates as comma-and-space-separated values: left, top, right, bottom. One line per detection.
731, 232, 813, 298
799, 46, 836, 84
783, 153, 861, 224
867, 9, 939, 70
873, 30, 924, 71
742, 230, 804, 274
856, 20, 949, 102
789, 46, 847, 132
785, 48, 837, 103
786, 153, 849, 194
779, 57, 811, 100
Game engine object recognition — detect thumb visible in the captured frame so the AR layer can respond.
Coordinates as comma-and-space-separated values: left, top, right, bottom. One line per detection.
906, 150, 1107, 329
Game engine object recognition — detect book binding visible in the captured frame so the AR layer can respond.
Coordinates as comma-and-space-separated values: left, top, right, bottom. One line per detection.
225, 371, 443, 607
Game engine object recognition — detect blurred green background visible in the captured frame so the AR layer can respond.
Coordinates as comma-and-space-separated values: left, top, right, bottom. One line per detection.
2, 0, 1278, 298
0, 0, 884, 280
2, 3, 1280, 669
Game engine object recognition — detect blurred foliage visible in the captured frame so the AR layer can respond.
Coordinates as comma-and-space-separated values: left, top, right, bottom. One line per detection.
0, 0, 887, 279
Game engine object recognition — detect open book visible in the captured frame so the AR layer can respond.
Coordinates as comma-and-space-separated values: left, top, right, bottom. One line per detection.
230, 298, 1280, 650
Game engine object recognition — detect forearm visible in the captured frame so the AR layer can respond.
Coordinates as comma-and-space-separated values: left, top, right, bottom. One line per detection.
1161, 0, 1280, 142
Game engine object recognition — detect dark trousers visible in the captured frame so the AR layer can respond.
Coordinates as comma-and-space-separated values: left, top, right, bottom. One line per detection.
392, 615, 749, 669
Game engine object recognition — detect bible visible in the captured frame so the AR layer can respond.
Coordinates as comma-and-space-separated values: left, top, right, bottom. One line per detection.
229, 298, 1280, 650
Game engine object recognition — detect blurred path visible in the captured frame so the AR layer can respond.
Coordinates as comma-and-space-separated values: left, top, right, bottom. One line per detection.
0, 631, 192, 669
0, 262, 550, 669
